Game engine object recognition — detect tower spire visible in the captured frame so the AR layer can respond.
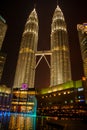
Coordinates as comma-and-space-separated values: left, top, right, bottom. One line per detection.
34, 2, 36, 9
57, 0, 58, 5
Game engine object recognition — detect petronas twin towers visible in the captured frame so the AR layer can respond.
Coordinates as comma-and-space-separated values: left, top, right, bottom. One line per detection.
13, 5, 71, 89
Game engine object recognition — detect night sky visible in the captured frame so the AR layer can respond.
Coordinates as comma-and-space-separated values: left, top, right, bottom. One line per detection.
0, 0, 87, 88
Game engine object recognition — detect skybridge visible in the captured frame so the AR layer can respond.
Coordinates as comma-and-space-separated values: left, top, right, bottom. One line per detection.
35, 50, 52, 69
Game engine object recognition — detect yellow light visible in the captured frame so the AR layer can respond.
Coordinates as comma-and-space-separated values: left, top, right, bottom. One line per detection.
85, 25, 87, 28
53, 94, 56, 96
67, 91, 70, 94
64, 92, 66, 95
12, 101, 34, 105
46, 95, 48, 98
58, 93, 61, 96
82, 77, 86, 81
42, 96, 44, 99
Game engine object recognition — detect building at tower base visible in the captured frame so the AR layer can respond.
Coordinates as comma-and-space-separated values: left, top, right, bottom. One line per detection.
11, 88, 37, 116
36, 79, 87, 118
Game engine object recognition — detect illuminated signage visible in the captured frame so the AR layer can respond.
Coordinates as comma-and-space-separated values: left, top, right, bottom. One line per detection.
22, 83, 28, 90
78, 87, 84, 91
83, 23, 87, 26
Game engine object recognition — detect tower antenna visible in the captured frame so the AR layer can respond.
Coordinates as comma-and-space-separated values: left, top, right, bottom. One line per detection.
57, 0, 58, 5
34, 1, 36, 9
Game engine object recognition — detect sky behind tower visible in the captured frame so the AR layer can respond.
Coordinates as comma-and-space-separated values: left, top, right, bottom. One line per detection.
0, 0, 87, 88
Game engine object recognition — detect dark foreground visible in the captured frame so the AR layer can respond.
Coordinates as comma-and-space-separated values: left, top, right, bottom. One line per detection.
0, 113, 87, 130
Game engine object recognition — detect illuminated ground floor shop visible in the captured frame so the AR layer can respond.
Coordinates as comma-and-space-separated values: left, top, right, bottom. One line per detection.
11, 88, 37, 115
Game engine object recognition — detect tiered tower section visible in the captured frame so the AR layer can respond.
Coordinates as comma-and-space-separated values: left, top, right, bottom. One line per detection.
0, 16, 7, 50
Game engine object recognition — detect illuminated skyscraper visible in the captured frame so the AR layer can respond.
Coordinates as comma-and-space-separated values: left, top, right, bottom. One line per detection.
50, 5, 71, 86
0, 52, 6, 82
13, 8, 38, 88
77, 23, 87, 78
0, 15, 7, 50
0, 16, 7, 82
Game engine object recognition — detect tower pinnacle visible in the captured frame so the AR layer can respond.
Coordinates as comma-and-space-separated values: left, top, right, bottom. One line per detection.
34, 2, 36, 9
57, 0, 58, 5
